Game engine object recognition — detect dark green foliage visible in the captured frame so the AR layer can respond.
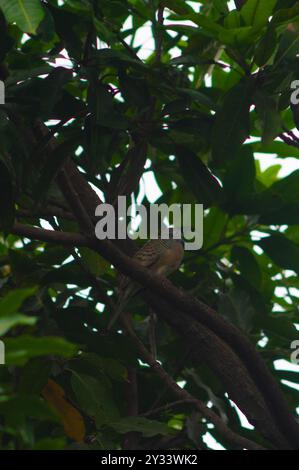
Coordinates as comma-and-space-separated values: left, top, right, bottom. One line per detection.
0, 0, 298, 451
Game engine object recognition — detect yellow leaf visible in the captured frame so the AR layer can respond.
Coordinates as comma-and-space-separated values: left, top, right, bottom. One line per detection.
42, 379, 85, 442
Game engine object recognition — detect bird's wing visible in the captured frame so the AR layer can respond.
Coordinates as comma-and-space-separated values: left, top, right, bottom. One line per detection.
118, 239, 161, 293
133, 239, 162, 268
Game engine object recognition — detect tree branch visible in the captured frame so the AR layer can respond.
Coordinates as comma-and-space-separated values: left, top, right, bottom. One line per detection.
279, 133, 299, 149
154, 4, 164, 63
145, 293, 287, 448
10, 221, 299, 448
141, 399, 197, 417
11, 223, 87, 247
56, 165, 95, 235
123, 367, 139, 450
17, 120, 299, 449
88, 237, 299, 448
121, 316, 265, 450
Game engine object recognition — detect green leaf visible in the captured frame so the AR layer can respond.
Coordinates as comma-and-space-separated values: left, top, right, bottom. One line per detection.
254, 23, 277, 66
231, 245, 262, 288
188, 13, 226, 37
33, 136, 81, 205
272, 2, 299, 25
251, 140, 299, 159
258, 233, 299, 274
70, 371, 119, 426
0, 313, 36, 336
240, 0, 277, 30
78, 247, 110, 277
254, 91, 282, 144
0, 394, 59, 423
19, 358, 52, 394
223, 146, 256, 210
203, 207, 228, 250
110, 417, 176, 437
176, 87, 217, 111
175, 146, 222, 206
238, 170, 299, 224
0, 0, 45, 34
0, 157, 15, 230
256, 314, 299, 341
256, 162, 281, 188
162, 0, 194, 15
93, 18, 117, 43
5, 65, 53, 87
274, 26, 299, 64
212, 79, 253, 165
0, 287, 36, 316
5, 335, 78, 365
224, 10, 241, 29
33, 437, 66, 450
68, 353, 127, 383
266, 170, 299, 205
218, 289, 256, 332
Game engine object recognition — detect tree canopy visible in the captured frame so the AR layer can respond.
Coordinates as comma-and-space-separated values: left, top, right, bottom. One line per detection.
0, 0, 299, 451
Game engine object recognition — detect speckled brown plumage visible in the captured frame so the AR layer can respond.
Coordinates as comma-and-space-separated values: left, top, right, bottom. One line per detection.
108, 232, 184, 329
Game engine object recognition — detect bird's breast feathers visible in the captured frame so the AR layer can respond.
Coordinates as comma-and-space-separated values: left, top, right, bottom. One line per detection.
155, 243, 184, 275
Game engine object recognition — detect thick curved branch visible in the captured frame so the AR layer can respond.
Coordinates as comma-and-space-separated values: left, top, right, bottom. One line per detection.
145, 294, 287, 448
23, 121, 299, 448
279, 133, 299, 149
121, 316, 265, 450
11, 221, 299, 448
87, 238, 299, 448
12, 223, 87, 246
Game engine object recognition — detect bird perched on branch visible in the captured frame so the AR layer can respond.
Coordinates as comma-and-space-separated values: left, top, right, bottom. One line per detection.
108, 228, 185, 330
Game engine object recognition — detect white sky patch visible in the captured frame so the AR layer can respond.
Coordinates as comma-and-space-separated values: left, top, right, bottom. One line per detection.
225, 393, 254, 430
227, 0, 236, 11
202, 432, 226, 450
281, 380, 299, 391
274, 286, 292, 303
89, 181, 105, 202
96, 302, 105, 313
275, 359, 299, 373
61, 255, 74, 266
49, 48, 73, 69
258, 335, 269, 348
76, 287, 92, 299
45, 119, 60, 127
253, 245, 263, 255
66, 284, 78, 290
187, 1, 201, 11
21, 33, 31, 44
75, 146, 84, 156
142, 171, 162, 203
257, 154, 299, 177
62, 296, 72, 309
177, 380, 186, 388
131, 23, 155, 60
251, 230, 270, 241
40, 219, 54, 231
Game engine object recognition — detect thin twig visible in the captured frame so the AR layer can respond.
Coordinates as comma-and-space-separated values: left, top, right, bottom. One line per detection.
155, 5, 164, 63
121, 315, 265, 450
141, 399, 197, 417
56, 166, 94, 235
279, 133, 299, 149
10, 220, 299, 448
